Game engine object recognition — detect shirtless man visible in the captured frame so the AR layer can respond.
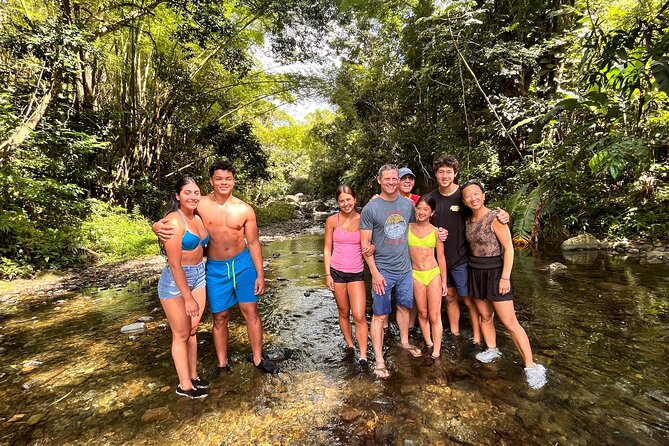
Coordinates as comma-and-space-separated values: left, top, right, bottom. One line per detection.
154, 160, 278, 374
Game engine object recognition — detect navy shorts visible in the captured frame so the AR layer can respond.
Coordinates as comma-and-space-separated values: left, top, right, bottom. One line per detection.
330, 267, 364, 284
446, 262, 470, 297
372, 270, 413, 315
157, 261, 206, 299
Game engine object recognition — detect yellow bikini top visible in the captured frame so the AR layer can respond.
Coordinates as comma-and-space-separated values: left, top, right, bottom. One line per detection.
408, 225, 437, 249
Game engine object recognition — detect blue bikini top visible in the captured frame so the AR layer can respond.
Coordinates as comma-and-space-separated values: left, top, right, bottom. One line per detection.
177, 210, 209, 251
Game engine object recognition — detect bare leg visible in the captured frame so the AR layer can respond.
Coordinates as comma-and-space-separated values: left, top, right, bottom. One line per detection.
396, 305, 412, 346
161, 296, 194, 390
426, 277, 443, 357
444, 287, 460, 335
474, 298, 496, 349
413, 279, 432, 347
333, 282, 354, 348
187, 287, 206, 378
409, 305, 418, 329
463, 295, 482, 343
493, 300, 535, 368
239, 302, 264, 366
371, 313, 387, 367
212, 309, 231, 367
348, 281, 368, 360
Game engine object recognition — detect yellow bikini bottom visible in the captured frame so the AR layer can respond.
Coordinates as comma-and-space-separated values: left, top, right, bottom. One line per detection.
412, 266, 441, 286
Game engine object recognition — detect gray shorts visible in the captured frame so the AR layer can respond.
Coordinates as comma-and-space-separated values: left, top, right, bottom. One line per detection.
157, 262, 206, 299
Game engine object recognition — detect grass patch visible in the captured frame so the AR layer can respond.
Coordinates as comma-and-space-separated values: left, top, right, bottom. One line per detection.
81, 200, 160, 263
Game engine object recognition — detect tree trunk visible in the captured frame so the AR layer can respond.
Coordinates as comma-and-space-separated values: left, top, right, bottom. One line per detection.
0, 78, 61, 162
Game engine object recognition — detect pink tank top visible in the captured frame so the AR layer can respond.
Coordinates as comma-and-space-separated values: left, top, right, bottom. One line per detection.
330, 213, 364, 273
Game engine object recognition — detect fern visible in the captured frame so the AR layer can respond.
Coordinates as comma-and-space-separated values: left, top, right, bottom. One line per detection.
513, 186, 542, 245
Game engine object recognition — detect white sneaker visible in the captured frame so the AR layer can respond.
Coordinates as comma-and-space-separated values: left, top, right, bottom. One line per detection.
475, 348, 502, 363
525, 363, 547, 389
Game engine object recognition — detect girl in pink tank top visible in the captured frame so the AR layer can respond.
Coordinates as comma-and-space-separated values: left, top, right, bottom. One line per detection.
323, 185, 369, 366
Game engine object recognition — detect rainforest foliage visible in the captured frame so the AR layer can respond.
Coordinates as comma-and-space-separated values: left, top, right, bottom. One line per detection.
0, 0, 667, 277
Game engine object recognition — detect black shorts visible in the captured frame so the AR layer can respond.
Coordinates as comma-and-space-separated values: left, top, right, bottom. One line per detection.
330, 267, 364, 284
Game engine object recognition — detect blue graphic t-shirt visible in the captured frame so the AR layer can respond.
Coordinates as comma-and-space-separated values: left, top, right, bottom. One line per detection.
360, 195, 416, 274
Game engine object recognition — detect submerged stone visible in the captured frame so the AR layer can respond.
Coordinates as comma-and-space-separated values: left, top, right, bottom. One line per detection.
120, 322, 146, 334
141, 406, 171, 422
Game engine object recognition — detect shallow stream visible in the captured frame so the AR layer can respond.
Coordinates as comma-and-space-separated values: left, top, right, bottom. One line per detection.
1, 232, 668, 445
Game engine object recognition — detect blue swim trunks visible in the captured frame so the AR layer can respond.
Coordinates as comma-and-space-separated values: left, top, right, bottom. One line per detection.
371, 269, 414, 316
206, 249, 258, 313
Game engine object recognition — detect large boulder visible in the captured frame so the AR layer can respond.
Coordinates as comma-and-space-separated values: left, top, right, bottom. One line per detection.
561, 233, 600, 251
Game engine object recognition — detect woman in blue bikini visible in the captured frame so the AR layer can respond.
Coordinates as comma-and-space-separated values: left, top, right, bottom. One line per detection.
157, 177, 210, 398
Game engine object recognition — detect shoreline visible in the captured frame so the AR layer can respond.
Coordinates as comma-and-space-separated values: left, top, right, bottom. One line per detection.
0, 217, 321, 301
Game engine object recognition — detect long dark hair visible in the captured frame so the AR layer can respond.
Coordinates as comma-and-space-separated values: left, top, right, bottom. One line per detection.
335, 184, 356, 201
162, 176, 199, 218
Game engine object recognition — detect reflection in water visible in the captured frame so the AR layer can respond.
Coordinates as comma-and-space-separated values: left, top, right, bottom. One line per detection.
1, 234, 668, 445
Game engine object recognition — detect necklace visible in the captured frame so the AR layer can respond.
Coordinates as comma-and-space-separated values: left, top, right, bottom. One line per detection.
211, 193, 227, 206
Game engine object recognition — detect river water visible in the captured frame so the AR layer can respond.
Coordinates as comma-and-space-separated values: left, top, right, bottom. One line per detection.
1, 232, 668, 445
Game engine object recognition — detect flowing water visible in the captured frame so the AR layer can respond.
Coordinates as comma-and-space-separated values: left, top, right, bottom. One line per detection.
1, 232, 668, 445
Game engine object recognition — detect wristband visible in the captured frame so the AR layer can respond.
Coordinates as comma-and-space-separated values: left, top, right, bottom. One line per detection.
501, 277, 510, 280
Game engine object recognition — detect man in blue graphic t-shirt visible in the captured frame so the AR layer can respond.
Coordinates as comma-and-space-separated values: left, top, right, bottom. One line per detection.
360, 164, 421, 379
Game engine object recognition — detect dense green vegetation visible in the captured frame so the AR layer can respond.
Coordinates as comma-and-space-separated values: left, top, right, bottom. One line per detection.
1, 0, 667, 277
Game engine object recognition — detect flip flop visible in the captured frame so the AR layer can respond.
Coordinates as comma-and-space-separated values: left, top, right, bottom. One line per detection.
400, 343, 423, 358
373, 363, 390, 379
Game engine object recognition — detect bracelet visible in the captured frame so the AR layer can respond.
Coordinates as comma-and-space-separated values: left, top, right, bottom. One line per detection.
500, 277, 510, 280
325, 274, 331, 276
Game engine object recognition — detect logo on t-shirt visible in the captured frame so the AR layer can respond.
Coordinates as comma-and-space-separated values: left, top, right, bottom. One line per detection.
450, 205, 460, 212
384, 214, 407, 239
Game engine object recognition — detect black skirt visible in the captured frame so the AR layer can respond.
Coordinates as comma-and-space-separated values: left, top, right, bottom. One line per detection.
468, 255, 513, 302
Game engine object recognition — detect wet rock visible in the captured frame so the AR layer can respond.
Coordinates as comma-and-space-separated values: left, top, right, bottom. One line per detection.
22, 381, 33, 390
627, 248, 639, 255
120, 322, 146, 334
22, 360, 44, 373
138, 316, 154, 322
639, 244, 653, 252
8, 413, 26, 422
27, 414, 43, 425
562, 233, 600, 251
128, 335, 138, 341
341, 408, 363, 423
0, 346, 6, 354
546, 262, 567, 271
304, 291, 312, 297
150, 306, 161, 314
307, 274, 320, 279
276, 277, 288, 281
141, 406, 171, 422
646, 250, 665, 261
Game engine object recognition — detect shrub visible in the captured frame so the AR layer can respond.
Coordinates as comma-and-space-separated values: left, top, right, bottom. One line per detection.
81, 199, 160, 263
255, 202, 296, 227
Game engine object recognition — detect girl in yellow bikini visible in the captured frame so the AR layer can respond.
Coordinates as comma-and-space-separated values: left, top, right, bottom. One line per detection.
408, 195, 447, 365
